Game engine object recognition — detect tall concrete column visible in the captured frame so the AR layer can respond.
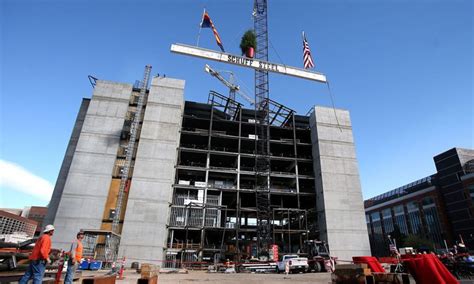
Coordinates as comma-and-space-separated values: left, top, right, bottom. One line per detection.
44, 98, 90, 228
119, 77, 185, 264
310, 106, 371, 261
51, 81, 132, 249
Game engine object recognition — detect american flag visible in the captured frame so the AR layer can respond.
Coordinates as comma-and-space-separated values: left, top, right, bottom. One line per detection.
302, 31, 315, 69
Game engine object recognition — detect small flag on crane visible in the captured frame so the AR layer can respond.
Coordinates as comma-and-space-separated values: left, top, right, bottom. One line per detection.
200, 10, 225, 52
302, 31, 315, 69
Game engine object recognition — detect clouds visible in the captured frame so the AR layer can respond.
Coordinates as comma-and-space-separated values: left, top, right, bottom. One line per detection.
0, 160, 53, 201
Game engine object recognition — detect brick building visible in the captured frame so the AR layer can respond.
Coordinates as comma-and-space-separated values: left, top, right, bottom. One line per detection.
0, 210, 38, 237
365, 148, 474, 256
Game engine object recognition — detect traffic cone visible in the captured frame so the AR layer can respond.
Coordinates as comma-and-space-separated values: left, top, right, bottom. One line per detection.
55, 251, 68, 284
118, 257, 126, 280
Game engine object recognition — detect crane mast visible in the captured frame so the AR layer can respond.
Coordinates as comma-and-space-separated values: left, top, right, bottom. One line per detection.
170, 0, 328, 260
253, 0, 273, 256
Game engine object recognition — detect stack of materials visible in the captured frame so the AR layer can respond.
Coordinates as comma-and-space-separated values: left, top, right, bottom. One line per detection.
140, 264, 159, 278
138, 264, 159, 284
331, 263, 371, 284
331, 262, 411, 284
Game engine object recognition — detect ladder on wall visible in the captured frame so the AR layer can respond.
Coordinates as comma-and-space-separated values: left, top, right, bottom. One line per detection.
111, 65, 152, 247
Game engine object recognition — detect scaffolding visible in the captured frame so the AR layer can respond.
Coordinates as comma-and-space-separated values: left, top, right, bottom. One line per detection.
81, 229, 120, 267
167, 198, 228, 269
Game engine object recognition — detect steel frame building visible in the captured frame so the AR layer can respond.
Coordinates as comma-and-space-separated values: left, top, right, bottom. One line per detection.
165, 91, 318, 265
45, 75, 370, 265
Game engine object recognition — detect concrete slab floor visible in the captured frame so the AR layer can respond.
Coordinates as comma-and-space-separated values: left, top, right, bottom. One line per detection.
82, 270, 333, 284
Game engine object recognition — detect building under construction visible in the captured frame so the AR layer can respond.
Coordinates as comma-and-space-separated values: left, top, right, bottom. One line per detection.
44, 73, 370, 265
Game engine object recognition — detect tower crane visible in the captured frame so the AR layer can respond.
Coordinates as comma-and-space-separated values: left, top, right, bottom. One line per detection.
204, 64, 254, 106
170, 0, 327, 260
253, 0, 272, 257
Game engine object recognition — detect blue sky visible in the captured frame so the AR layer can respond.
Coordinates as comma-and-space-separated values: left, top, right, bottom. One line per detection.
1, 0, 472, 209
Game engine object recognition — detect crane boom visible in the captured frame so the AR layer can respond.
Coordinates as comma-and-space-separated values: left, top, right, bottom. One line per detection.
205, 64, 239, 92
204, 64, 255, 105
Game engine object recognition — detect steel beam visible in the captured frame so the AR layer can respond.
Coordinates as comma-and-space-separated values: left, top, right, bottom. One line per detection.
170, 43, 327, 83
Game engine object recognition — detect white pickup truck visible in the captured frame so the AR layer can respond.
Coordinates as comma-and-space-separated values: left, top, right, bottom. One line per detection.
277, 255, 309, 273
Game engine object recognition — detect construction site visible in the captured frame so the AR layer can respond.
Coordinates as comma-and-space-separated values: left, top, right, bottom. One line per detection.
3, 1, 469, 284
39, 0, 371, 269
43, 65, 369, 266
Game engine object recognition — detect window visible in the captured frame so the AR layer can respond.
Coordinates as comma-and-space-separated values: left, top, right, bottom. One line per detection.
422, 196, 435, 206
369, 211, 385, 256
394, 205, 404, 215
366, 214, 372, 235
407, 202, 422, 234
407, 201, 419, 212
370, 212, 383, 235
382, 208, 394, 234
423, 206, 443, 247
468, 185, 474, 202
371, 212, 381, 222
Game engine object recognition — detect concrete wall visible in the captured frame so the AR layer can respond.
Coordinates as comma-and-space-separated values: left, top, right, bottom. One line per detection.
119, 77, 185, 264
310, 106, 371, 261
44, 98, 90, 228
456, 148, 474, 166
51, 81, 132, 249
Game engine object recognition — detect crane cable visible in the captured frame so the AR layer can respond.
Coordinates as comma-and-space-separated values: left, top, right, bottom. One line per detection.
325, 80, 343, 132
270, 38, 342, 132
233, 75, 254, 105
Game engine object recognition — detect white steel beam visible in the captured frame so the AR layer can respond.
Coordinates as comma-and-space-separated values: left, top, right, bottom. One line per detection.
170, 43, 327, 83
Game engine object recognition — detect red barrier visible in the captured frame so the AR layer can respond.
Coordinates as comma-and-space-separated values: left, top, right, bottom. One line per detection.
352, 256, 385, 273
401, 254, 458, 284
378, 257, 399, 264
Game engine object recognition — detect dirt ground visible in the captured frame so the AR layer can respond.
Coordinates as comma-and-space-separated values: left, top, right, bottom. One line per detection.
97, 269, 333, 284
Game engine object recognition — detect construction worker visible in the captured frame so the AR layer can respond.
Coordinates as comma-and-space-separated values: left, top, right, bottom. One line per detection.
285, 260, 290, 275
19, 224, 55, 284
64, 231, 84, 284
